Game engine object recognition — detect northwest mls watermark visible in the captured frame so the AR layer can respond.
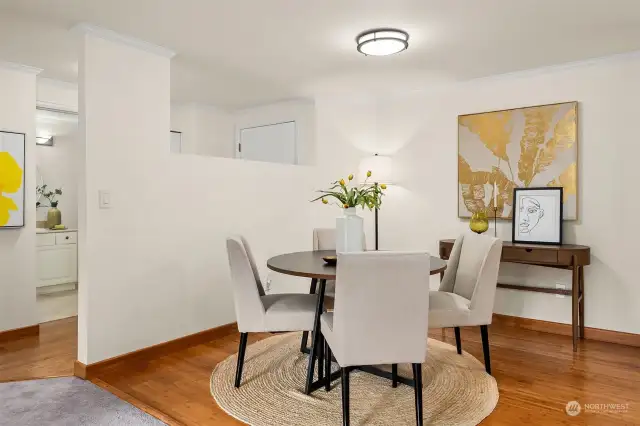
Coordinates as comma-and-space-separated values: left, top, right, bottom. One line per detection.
566, 401, 631, 416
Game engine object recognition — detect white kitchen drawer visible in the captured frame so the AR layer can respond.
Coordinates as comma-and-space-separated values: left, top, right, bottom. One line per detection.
36, 233, 56, 247
55, 232, 77, 245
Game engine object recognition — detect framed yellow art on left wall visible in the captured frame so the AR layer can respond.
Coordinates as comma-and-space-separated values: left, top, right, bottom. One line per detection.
0, 130, 26, 228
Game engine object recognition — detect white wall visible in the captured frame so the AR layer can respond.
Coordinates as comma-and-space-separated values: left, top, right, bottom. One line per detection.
37, 77, 78, 112
170, 103, 197, 154
0, 64, 39, 333
171, 103, 234, 157
170, 100, 315, 164
79, 31, 316, 364
313, 53, 640, 334
234, 100, 316, 165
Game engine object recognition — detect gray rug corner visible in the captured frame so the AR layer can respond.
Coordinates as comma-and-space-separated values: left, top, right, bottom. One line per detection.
0, 377, 166, 426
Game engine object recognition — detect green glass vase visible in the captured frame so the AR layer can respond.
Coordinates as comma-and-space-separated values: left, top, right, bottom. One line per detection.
470, 211, 489, 234
47, 206, 62, 229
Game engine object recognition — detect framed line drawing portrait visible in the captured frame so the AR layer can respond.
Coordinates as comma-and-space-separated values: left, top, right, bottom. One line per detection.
0, 131, 26, 228
512, 187, 563, 245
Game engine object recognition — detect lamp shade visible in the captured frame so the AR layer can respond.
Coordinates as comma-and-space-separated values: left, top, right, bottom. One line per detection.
358, 154, 394, 184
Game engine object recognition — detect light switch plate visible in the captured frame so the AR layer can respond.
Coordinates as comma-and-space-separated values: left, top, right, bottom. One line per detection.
99, 190, 111, 209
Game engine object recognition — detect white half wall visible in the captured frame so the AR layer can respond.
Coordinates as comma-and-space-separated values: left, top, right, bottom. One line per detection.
171, 103, 234, 157
0, 64, 39, 333
79, 31, 316, 363
314, 53, 640, 334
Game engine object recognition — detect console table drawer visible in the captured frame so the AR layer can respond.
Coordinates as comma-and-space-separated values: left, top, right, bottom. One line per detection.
503, 248, 558, 264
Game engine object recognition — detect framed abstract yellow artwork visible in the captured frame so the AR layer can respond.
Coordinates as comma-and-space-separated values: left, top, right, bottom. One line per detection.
458, 101, 578, 220
0, 131, 26, 228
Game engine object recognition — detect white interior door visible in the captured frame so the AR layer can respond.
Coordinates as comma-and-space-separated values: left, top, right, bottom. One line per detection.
238, 121, 296, 164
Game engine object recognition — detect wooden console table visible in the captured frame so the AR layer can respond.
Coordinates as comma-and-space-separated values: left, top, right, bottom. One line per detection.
439, 239, 591, 352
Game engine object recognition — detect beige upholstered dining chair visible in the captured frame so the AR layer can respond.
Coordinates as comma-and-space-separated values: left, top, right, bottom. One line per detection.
312, 228, 338, 298
312, 228, 366, 296
312, 227, 367, 252
429, 232, 502, 374
226, 236, 319, 388
321, 251, 431, 426
299, 228, 364, 355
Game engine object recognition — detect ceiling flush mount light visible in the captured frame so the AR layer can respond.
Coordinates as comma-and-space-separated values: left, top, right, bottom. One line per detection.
356, 28, 409, 56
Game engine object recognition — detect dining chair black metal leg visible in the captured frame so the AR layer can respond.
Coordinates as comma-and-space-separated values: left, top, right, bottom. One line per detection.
480, 325, 491, 375
299, 334, 308, 353
304, 279, 326, 395
392, 364, 398, 388
454, 327, 462, 355
234, 332, 249, 388
324, 338, 332, 391
318, 334, 324, 383
341, 367, 350, 426
300, 278, 318, 353
412, 363, 423, 426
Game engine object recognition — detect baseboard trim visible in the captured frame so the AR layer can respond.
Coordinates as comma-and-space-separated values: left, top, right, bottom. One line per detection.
492, 314, 640, 347
74, 361, 88, 379
74, 322, 238, 379
0, 324, 39, 342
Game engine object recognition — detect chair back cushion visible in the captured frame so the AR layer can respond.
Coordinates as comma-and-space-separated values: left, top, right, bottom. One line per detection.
241, 236, 265, 296
452, 233, 493, 300
440, 233, 502, 324
332, 251, 430, 366
226, 236, 265, 332
313, 227, 366, 251
313, 228, 336, 250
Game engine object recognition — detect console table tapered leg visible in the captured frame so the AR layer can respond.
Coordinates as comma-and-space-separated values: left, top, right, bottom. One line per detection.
439, 260, 446, 339
579, 266, 585, 339
572, 256, 579, 352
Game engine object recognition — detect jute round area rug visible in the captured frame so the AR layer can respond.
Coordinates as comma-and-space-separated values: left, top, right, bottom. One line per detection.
211, 332, 498, 426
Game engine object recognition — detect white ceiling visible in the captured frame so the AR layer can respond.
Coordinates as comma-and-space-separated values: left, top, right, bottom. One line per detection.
1, 0, 640, 108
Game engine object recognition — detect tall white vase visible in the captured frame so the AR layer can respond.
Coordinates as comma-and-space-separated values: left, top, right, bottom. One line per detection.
336, 208, 364, 253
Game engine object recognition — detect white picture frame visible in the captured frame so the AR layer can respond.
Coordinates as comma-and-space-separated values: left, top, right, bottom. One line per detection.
512, 187, 563, 245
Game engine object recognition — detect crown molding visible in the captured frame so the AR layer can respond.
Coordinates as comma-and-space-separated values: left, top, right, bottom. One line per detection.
0, 61, 43, 75
72, 23, 176, 59
461, 49, 640, 86
36, 101, 79, 115
37, 77, 78, 90
312, 49, 640, 103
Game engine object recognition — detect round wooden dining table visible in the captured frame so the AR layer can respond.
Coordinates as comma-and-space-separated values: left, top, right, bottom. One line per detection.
267, 250, 447, 281
266, 250, 447, 395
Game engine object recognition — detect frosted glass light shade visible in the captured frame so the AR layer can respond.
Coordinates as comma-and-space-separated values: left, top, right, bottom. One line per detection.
358, 155, 394, 184
356, 29, 409, 56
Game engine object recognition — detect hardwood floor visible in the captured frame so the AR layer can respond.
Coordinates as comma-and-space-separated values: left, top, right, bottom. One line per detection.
1, 317, 639, 425
89, 324, 640, 425
0, 317, 77, 383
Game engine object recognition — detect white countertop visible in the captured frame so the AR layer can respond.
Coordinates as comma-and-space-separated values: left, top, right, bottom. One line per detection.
36, 228, 78, 234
